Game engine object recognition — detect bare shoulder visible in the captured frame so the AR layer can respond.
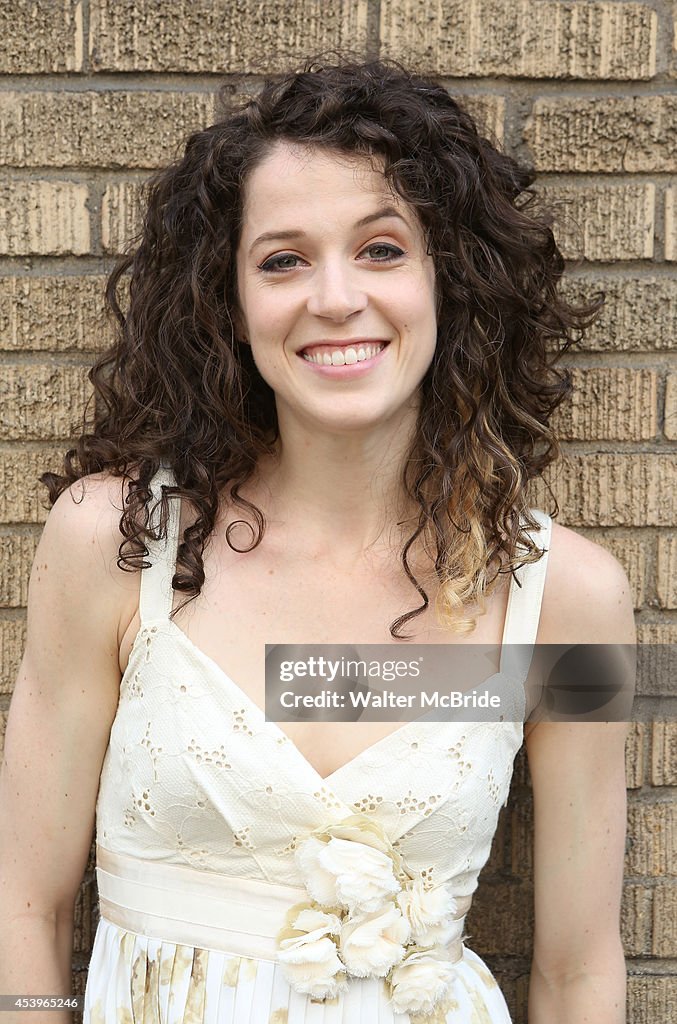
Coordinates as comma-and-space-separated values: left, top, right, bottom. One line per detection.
538, 519, 636, 646
39, 470, 141, 646
45, 470, 131, 572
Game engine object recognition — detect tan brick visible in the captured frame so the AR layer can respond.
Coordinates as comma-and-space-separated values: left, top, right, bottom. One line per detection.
0, 182, 90, 256
381, 1, 657, 80
0, 91, 216, 169
625, 722, 645, 789
0, 617, 26, 695
0, 275, 112, 353
0, 707, 6, 762
84, 837, 96, 878
539, 183, 655, 261
101, 181, 144, 255
638, 623, 677, 644
73, 877, 97, 955
511, 797, 534, 873
657, 535, 677, 608
666, 187, 676, 261
0, 1, 83, 73
511, 744, 530, 788
625, 802, 676, 876
666, 374, 677, 440
637, 623, 677, 699
0, 449, 64, 524
72, 960, 89, 1017
627, 974, 677, 1022
459, 95, 505, 145
89, 0, 369, 72
554, 368, 657, 440
559, 275, 677, 352
621, 883, 652, 955
0, 364, 93, 441
532, 454, 675, 527
652, 883, 677, 957
525, 96, 677, 172
466, 881, 533, 956
500, 977, 521, 1024
652, 722, 677, 786
0, 532, 39, 606
482, 804, 509, 873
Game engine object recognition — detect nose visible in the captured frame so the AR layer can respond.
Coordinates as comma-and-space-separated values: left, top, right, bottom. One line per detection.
305, 259, 368, 321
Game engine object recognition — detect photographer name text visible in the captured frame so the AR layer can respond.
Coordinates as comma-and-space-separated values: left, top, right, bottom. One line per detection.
278, 689, 501, 709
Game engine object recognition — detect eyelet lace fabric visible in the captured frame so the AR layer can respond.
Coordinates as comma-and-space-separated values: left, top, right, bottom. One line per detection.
84, 468, 552, 1023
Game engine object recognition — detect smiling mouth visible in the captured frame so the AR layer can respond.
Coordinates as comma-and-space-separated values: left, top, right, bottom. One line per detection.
300, 342, 389, 366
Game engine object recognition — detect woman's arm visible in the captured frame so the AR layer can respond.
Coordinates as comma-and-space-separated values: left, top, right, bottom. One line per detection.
0, 475, 130, 1024
526, 538, 636, 1024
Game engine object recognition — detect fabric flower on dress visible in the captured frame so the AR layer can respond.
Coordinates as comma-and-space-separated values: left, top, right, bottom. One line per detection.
277, 813, 464, 1019
388, 946, 458, 1016
277, 903, 348, 999
396, 875, 459, 946
296, 834, 401, 915
338, 901, 410, 977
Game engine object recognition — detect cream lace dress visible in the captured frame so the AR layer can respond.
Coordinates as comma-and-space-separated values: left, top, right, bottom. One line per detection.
83, 467, 551, 1023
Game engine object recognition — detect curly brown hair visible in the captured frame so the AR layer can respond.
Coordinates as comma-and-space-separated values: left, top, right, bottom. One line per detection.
41, 53, 603, 640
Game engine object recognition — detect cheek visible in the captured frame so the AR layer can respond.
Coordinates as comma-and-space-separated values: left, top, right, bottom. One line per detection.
249, 287, 294, 332
248, 312, 292, 372
402, 283, 438, 334
402, 267, 436, 313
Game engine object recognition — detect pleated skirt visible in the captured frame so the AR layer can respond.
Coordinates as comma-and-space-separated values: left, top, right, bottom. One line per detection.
83, 917, 514, 1024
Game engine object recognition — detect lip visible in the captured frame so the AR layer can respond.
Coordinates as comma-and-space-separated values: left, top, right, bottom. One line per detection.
297, 340, 390, 380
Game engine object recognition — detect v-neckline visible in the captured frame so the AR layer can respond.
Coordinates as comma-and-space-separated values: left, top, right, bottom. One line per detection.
168, 618, 435, 785
123, 617, 518, 786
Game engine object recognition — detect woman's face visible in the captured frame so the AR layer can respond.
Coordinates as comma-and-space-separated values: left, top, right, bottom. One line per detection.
235, 141, 437, 437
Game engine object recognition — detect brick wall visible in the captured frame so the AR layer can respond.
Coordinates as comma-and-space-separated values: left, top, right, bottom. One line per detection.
0, 1, 675, 1021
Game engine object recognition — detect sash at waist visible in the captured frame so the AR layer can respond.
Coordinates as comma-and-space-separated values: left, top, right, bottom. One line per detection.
95, 843, 472, 963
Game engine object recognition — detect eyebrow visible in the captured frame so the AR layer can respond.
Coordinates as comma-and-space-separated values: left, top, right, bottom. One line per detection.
248, 205, 409, 255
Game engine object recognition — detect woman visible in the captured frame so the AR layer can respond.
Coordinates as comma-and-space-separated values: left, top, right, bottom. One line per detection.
0, 56, 635, 1023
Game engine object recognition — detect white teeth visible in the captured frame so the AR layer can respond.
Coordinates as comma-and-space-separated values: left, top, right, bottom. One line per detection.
302, 343, 385, 365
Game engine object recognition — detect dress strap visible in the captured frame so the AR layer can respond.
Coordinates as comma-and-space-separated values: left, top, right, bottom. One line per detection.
499, 508, 552, 679
138, 465, 181, 625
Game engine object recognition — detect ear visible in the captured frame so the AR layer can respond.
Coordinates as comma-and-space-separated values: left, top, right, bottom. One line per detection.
230, 306, 250, 345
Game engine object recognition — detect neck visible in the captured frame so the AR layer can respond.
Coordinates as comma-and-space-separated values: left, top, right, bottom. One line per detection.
245, 409, 423, 566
